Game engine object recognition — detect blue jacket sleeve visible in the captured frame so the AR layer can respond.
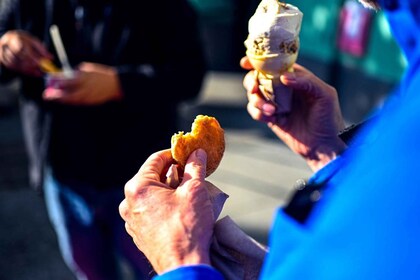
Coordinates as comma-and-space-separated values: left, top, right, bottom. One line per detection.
153, 265, 224, 280
259, 71, 420, 279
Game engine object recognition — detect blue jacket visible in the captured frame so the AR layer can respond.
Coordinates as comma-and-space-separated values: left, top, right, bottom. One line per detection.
155, 0, 420, 279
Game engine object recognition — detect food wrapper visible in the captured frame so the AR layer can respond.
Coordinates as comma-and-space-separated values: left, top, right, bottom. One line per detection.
211, 216, 268, 280
166, 166, 268, 280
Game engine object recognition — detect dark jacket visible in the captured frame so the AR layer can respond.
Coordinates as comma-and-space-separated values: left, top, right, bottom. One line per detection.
0, 0, 207, 191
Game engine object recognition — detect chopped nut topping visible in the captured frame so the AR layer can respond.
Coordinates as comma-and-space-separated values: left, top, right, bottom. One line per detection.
278, 39, 299, 54
252, 37, 267, 56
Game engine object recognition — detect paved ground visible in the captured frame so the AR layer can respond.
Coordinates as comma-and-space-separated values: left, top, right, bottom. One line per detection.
0, 82, 76, 280
0, 72, 312, 280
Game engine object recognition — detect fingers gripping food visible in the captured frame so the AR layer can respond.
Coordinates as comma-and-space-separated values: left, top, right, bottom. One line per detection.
171, 115, 225, 177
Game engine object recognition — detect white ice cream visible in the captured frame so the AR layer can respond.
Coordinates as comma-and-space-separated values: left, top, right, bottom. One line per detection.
245, 0, 303, 77
244, 0, 303, 114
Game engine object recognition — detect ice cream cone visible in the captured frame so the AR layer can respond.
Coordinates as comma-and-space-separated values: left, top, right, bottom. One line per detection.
245, 0, 303, 114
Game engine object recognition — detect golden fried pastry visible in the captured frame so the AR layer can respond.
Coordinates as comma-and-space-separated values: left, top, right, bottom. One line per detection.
39, 58, 61, 73
171, 115, 225, 177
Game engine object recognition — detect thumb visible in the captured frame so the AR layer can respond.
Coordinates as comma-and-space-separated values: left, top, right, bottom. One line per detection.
182, 149, 207, 183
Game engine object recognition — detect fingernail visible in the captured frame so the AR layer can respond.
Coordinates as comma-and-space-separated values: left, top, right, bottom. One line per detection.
281, 72, 296, 82
195, 149, 207, 161
43, 89, 53, 98
262, 103, 276, 115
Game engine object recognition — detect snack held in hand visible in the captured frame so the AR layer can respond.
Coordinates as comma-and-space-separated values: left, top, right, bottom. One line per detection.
39, 58, 61, 74
171, 115, 225, 177
244, 0, 303, 114
40, 58, 77, 89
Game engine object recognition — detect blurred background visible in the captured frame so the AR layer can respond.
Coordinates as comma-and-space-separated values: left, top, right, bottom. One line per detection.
191, 0, 405, 123
0, 0, 405, 279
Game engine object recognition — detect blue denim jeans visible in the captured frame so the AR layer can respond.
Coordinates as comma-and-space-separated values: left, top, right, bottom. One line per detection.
43, 170, 155, 280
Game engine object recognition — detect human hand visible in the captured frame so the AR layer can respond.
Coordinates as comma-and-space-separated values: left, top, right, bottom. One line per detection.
43, 62, 123, 105
241, 56, 347, 171
119, 149, 215, 274
0, 30, 52, 77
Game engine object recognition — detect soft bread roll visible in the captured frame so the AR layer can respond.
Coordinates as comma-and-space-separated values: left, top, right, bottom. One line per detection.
171, 115, 225, 177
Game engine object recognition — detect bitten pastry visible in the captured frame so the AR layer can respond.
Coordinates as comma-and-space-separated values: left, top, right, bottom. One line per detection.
171, 115, 225, 177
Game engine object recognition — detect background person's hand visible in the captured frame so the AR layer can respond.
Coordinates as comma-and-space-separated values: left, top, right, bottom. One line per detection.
119, 149, 215, 274
0, 30, 52, 77
241, 56, 347, 171
43, 62, 122, 105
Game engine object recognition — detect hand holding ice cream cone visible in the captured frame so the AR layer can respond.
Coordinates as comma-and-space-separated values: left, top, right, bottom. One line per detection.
244, 0, 303, 114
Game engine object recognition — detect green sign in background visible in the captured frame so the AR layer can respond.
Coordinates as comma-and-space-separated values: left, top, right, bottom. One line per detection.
288, 0, 406, 83
189, 0, 407, 83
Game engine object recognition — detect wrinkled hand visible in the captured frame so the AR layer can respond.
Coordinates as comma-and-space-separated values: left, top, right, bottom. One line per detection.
241, 56, 347, 171
43, 62, 123, 105
119, 149, 215, 275
0, 30, 52, 77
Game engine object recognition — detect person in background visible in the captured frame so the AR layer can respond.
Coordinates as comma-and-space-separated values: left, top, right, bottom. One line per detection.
0, 0, 206, 279
119, 0, 420, 279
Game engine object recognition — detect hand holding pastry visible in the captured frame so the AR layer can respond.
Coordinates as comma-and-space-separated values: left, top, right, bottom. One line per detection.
119, 149, 215, 274
0, 30, 53, 77
43, 62, 123, 105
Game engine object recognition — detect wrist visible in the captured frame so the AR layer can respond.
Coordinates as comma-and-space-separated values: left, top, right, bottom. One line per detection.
108, 67, 123, 101
304, 138, 347, 172
156, 247, 211, 275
